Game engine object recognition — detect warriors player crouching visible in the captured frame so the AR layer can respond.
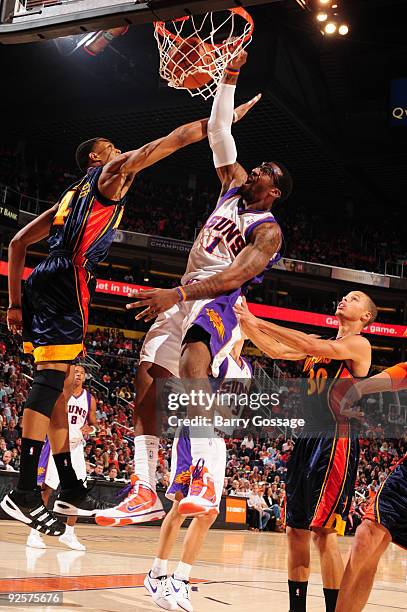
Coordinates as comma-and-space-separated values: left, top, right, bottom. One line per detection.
336, 362, 407, 612
26, 365, 96, 551
144, 337, 252, 612
94, 48, 293, 526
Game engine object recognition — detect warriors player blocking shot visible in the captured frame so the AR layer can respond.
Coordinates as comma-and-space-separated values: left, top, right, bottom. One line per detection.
95, 48, 293, 526
26, 365, 96, 551
144, 337, 252, 612
235, 291, 376, 612
336, 362, 407, 612
2, 92, 259, 536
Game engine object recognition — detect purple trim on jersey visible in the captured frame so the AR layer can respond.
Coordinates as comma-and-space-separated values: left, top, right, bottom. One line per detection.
190, 288, 241, 366
241, 356, 253, 376
244, 217, 277, 240
86, 391, 91, 423
214, 187, 240, 211
167, 426, 192, 499
37, 437, 51, 485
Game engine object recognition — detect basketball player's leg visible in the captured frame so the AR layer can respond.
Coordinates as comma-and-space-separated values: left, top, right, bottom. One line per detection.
1, 361, 69, 534
287, 527, 311, 612
311, 528, 344, 611
336, 520, 390, 612
177, 334, 220, 516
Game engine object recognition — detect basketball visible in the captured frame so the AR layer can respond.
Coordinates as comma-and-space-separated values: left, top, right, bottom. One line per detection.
166, 35, 215, 89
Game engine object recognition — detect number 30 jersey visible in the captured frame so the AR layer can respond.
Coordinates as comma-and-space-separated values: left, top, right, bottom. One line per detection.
181, 186, 282, 287
302, 343, 361, 433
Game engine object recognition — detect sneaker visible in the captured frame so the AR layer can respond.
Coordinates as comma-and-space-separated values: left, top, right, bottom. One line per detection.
53, 481, 113, 517
59, 531, 86, 551
144, 571, 178, 611
170, 575, 193, 612
26, 528, 46, 549
1, 488, 66, 536
95, 475, 165, 526
178, 460, 218, 517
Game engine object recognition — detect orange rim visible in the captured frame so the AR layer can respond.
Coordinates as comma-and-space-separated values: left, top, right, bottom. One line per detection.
154, 7, 254, 47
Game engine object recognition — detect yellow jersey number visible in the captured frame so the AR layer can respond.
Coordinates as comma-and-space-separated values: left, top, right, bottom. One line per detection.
307, 367, 328, 396
53, 191, 74, 226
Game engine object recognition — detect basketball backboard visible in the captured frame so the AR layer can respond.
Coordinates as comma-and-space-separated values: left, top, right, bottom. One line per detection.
0, 0, 281, 44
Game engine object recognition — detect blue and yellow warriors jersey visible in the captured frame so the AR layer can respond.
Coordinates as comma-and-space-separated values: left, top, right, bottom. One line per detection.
48, 166, 125, 272
302, 342, 359, 433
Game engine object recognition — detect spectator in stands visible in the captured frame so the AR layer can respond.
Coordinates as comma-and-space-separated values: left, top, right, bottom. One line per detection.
0, 450, 16, 471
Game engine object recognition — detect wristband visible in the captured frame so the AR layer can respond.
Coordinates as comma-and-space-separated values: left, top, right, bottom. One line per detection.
225, 67, 240, 75
89, 426, 97, 436
175, 287, 187, 302
7, 305, 21, 310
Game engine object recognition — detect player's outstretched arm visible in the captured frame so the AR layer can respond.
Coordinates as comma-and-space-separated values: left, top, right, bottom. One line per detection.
7, 203, 58, 335
251, 317, 371, 364
208, 49, 255, 196
234, 299, 306, 361
127, 221, 281, 321
97, 94, 260, 201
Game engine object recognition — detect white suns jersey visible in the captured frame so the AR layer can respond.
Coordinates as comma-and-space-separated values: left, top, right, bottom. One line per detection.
182, 187, 281, 285
215, 354, 253, 435
67, 389, 90, 443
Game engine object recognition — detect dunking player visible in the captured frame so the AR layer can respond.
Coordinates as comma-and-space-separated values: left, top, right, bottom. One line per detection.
144, 337, 252, 612
95, 48, 293, 525
235, 291, 376, 612
26, 365, 96, 551
2, 92, 258, 535
336, 362, 407, 612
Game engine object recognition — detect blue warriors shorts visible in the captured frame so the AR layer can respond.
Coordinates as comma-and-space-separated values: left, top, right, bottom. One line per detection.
286, 431, 359, 535
22, 254, 95, 363
364, 455, 407, 549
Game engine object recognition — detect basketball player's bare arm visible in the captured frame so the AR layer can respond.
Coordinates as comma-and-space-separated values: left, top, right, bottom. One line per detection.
235, 300, 306, 361
340, 363, 407, 417
97, 96, 260, 201
127, 222, 281, 321
7, 203, 59, 335
81, 396, 97, 436
244, 318, 371, 367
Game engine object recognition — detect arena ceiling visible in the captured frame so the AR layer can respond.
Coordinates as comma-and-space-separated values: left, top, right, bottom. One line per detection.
0, 0, 406, 218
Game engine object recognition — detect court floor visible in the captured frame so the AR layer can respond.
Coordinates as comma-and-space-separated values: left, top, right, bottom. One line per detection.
0, 521, 406, 611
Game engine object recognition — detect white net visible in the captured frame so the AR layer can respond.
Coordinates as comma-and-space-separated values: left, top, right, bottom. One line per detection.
154, 8, 254, 100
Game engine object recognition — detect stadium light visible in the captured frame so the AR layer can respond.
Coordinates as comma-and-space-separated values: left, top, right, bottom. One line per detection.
338, 24, 349, 35
316, 12, 328, 22
319, 0, 331, 4
324, 22, 337, 34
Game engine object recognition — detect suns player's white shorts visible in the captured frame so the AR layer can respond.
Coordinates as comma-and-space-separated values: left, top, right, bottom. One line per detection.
40, 440, 87, 490
166, 429, 226, 507
140, 295, 242, 378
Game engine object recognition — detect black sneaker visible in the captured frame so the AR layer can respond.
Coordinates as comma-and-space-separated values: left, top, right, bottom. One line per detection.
53, 481, 114, 517
1, 488, 66, 536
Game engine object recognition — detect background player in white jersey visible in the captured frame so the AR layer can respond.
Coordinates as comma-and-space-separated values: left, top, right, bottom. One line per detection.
26, 365, 96, 550
144, 338, 252, 612
95, 47, 292, 526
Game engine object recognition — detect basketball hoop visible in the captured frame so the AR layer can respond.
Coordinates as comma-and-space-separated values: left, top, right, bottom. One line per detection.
154, 7, 254, 100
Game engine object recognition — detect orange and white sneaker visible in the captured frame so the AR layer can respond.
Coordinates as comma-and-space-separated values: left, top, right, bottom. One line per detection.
94, 475, 165, 526
178, 459, 218, 517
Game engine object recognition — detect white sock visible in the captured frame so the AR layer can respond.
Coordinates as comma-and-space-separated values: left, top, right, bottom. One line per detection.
151, 557, 168, 578
134, 435, 159, 488
189, 432, 216, 474
174, 561, 192, 582
64, 524, 74, 536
